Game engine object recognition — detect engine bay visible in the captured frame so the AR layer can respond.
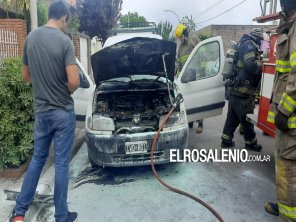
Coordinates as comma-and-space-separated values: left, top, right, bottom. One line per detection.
94, 89, 173, 133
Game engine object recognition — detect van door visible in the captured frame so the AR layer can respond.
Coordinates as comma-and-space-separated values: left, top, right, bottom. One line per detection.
72, 59, 95, 128
176, 36, 226, 122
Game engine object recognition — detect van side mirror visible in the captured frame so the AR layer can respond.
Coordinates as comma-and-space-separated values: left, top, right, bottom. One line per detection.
79, 73, 90, 88
181, 68, 197, 83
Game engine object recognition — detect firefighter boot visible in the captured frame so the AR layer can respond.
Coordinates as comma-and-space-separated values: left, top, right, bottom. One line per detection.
245, 143, 262, 152
221, 139, 235, 148
264, 202, 279, 216
196, 120, 203, 133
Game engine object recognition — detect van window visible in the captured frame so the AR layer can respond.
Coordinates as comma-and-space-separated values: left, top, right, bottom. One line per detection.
183, 41, 220, 81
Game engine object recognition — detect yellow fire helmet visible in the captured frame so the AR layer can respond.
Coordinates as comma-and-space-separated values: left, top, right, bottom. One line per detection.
175, 23, 187, 38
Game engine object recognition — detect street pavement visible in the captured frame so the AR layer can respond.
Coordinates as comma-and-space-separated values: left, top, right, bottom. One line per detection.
31, 106, 277, 222
0, 128, 85, 222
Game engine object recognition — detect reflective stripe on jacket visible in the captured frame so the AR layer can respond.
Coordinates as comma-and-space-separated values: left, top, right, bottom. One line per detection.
277, 15, 296, 118
268, 15, 296, 128
278, 202, 296, 219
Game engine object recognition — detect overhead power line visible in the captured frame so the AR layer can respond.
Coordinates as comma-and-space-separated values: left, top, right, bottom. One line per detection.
196, 0, 248, 25
194, 0, 227, 20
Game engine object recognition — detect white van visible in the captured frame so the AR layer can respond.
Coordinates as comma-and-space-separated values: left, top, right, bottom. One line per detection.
73, 34, 226, 167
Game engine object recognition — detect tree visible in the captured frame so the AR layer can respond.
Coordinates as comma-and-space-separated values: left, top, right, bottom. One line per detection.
37, 0, 47, 27
198, 33, 210, 41
156, 20, 172, 40
181, 15, 196, 32
119, 12, 148, 28
15, 0, 30, 32
77, 0, 122, 44
16, 0, 30, 17
67, 14, 80, 39
2, 0, 10, 18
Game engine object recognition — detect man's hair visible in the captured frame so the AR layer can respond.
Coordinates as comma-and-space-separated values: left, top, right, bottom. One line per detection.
48, 0, 70, 21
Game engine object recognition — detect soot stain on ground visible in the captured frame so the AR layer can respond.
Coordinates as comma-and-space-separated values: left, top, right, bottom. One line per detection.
74, 166, 146, 188
73, 164, 176, 188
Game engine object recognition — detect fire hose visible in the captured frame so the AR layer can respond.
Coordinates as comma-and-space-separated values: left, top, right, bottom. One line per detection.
150, 94, 224, 222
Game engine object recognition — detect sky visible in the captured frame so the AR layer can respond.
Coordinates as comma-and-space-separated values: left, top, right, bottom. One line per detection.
121, 0, 280, 30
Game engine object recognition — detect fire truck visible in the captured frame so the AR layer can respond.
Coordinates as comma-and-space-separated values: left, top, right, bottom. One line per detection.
246, 0, 281, 138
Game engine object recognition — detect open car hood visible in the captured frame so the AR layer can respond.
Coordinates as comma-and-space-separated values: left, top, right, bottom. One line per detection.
91, 37, 176, 84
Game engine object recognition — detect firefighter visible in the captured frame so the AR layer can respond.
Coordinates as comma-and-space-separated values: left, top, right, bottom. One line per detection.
264, 0, 296, 220
221, 28, 263, 151
175, 23, 203, 133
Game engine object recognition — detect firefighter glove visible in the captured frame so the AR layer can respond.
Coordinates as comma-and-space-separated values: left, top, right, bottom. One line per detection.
275, 111, 289, 132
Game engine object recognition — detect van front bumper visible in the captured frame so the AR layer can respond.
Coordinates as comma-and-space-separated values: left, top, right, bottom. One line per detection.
85, 126, 188, 167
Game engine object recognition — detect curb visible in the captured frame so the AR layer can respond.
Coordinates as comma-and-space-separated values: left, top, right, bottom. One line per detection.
10, 128, 85, 222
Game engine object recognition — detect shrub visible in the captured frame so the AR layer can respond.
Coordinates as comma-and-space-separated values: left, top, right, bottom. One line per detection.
198, 33, 211, 41
0, 57, 34, 169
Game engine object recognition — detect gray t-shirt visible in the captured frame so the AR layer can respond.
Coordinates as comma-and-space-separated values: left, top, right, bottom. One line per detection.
23, 26, 76, 113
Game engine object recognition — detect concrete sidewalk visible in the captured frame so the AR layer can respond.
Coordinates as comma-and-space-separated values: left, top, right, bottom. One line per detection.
0, 128, 85, 222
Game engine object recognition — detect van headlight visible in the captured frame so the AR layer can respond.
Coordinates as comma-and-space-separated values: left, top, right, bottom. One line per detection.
159, 111, 185, 128
87, 115, 115, 131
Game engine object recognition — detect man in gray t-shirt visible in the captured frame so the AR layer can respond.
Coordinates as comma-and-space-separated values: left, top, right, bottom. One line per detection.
23, 25, 76, 113
10, 1, 80, 222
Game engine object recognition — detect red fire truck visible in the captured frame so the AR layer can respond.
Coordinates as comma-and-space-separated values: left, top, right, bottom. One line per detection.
247, 0, 282, 138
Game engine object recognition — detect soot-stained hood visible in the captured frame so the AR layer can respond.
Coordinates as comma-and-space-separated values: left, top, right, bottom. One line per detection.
91, 37, 176, 84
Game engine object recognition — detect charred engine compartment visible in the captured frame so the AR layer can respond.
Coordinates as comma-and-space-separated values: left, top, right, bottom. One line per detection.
94, 89, 173, 134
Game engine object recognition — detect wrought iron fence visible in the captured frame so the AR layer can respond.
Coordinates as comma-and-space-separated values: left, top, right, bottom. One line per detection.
0, 29, 18, 68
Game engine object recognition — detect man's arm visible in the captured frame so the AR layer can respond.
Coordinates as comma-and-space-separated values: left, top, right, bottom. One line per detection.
22, 39, 31, 82
66, 64, 79, 94
22, 65, 31, 83
242, 46, 260, 75
64, 40, 79, 94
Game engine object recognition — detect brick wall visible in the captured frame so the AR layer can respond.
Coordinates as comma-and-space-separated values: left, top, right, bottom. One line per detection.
72, 33, 91, 74
72, 35, 80, 61
45, 0, 76, 6
0, 19, 27, 57
196, 25, 276, 53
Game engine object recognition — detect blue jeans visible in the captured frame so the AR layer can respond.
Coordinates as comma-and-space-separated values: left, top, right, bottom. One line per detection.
15, 109, 76, 222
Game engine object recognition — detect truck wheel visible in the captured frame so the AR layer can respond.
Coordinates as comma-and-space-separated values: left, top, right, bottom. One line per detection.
188, 122, 194, 129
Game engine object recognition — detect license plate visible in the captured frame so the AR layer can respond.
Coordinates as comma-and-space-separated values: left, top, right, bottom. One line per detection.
125, 141, 148, 154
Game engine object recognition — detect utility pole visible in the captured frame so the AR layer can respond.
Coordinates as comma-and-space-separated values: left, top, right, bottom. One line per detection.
30, 0, 38, 30
164, 10, 180, 23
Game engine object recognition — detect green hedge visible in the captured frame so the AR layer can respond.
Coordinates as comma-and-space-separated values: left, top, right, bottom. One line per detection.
0, 58, 34, 169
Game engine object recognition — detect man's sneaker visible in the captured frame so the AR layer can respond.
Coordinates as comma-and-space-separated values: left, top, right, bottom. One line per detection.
245, 143, 262, 152
264, 202, 279, 216
221, 140, 235, 148
9, 214, 25, 222
56, 212, 78, 222
67, 211, 78, 222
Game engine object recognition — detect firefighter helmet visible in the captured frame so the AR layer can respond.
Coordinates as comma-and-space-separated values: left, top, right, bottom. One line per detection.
175, 23, 187, 38
250, 28, 263, 38
280, 0, 296, 17
250, 28, 264, 44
